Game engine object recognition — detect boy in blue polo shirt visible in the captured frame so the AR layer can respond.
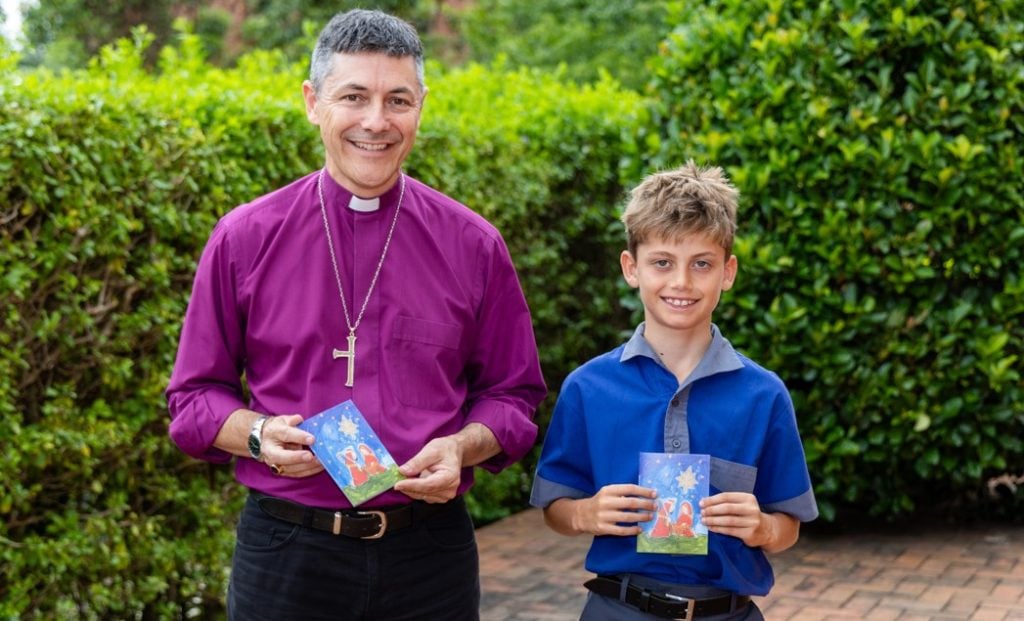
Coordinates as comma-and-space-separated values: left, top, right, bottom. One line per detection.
531, 161, 817, 620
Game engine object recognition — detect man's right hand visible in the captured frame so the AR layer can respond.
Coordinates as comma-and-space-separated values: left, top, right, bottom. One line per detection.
214, 409, 323, 478
258, 414, 324, 478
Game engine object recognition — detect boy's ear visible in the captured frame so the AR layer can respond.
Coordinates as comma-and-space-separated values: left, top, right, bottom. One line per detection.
722, 254, 738, 291
620, 250, 639, 288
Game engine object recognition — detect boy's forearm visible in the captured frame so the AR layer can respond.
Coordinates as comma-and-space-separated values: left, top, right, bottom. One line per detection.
757, 511, 800, 553
542, 498, 588, 536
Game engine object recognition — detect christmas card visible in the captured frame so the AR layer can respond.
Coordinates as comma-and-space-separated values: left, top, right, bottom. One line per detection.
299, 400, 404, 506
637, 452, 710, 555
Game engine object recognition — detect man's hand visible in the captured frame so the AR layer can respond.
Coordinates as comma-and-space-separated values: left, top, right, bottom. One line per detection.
214, 409, 323, 478
700, 492, 800, 552
394, 435, 464, 503
545, 484, 656, 537
394, 423, 501, 503
258, 414, 323, 478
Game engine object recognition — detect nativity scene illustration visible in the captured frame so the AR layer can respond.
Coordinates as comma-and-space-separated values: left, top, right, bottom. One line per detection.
638, 453, 710, 555
299, 401, 404, 506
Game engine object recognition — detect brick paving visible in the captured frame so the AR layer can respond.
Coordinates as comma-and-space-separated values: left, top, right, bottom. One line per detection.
477, 508, 1024, 621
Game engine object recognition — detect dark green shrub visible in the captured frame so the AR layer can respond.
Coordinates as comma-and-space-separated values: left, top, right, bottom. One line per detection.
456, 0, 668, 90
649, 0, 1024, 522
0, 33, 644, 618
412, 61, 648, 518
0, 36, 313, 621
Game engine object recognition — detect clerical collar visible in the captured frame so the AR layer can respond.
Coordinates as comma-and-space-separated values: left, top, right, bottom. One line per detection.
348, 195, 381, 212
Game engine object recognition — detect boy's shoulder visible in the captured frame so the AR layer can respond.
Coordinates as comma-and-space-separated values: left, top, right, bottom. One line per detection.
726, 347, 788, 392
712, 338, 790, 401
564, 344, 629, 384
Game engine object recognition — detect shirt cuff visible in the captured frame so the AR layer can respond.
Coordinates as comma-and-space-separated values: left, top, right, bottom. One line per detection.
530, 474, 589, 509
763, 487, 819, 523
168, 388, 246, 463
464, 399, 538, 473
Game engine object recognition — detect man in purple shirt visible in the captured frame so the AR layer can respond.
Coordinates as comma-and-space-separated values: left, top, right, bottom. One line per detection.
166, 9, 545, 620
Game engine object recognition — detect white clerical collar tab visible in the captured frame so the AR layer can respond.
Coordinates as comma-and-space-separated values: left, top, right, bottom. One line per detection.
348, 195, 381, 212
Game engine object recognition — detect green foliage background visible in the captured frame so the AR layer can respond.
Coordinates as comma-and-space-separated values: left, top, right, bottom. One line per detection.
650, 0, 1024, 521
456, 0, 668, 89
2, 0, 1023, 617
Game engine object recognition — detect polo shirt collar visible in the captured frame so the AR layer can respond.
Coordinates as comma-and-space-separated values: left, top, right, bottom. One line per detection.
620, 322, 744, 385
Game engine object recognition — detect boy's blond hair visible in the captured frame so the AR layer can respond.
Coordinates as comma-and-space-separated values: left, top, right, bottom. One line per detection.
621, 160, 739, 257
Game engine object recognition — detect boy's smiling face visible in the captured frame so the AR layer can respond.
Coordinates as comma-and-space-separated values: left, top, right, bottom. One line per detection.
621, 233, 737, 339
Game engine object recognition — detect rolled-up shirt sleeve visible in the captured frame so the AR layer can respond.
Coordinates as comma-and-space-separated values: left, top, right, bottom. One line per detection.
166, 222, 247, 462
463, 235, 546, 472
530, 378, 593, 507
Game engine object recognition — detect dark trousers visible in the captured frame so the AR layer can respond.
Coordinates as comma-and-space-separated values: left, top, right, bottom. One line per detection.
580, 574, 763, 621
228, 494, 480, 621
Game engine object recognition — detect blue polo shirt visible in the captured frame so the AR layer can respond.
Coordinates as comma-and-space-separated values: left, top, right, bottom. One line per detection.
531, 323, 818, 596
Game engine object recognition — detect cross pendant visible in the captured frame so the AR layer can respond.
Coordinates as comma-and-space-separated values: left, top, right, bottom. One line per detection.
332, 332, 357, 387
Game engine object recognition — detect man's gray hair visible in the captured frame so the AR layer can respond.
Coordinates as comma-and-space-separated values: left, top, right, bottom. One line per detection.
309, 9, 425, 93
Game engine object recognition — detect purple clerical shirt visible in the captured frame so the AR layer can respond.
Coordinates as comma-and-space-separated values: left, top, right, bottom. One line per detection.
166, 171, 546, 509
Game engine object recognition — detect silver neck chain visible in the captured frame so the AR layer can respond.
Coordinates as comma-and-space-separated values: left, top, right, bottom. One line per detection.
317, 168, 405, 335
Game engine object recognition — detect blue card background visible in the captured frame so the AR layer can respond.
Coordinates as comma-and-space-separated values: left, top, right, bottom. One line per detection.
299, 400, 403, 506
637, 452, 710, 555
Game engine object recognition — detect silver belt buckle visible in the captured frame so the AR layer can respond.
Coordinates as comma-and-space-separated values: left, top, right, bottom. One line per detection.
331, 510, 388, 538
664, 593, 695, 621
356, 510, 388, 539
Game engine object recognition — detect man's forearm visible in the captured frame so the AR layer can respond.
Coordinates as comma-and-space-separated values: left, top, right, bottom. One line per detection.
213, 408, 263, 458
452, 422, 501, 467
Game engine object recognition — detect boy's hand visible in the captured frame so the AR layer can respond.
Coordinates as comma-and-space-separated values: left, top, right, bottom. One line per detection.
700, 492, 800, 552
571, 484, 656, 536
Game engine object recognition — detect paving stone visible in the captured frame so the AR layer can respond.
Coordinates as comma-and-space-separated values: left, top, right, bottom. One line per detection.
475, 509, 1024, 620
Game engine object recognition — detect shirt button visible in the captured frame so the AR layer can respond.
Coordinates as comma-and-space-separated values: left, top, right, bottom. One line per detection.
672, 440, 681, 448
671, 398, 680, 407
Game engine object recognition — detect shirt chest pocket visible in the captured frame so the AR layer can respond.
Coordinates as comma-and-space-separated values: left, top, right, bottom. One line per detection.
709, 457, 757, 494
388, 315, 464, 410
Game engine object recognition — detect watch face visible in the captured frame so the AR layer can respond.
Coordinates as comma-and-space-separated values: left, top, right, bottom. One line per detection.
248, 418, 263, 459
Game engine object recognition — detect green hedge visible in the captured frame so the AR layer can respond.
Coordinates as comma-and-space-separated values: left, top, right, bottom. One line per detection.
0, 33, 645, 618
649, 0, 1024, 522
5, 2, 1023, 614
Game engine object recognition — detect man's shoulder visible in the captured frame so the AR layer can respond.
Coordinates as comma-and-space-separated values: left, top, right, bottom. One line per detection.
405, 176, 502, 240
218, 172, 316, 232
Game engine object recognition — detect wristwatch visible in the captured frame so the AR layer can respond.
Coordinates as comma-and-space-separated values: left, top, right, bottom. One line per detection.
247, 415, 269, 460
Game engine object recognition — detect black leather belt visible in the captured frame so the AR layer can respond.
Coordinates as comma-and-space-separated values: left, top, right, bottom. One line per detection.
253, 493, 459, 539
584, 575, 751, 620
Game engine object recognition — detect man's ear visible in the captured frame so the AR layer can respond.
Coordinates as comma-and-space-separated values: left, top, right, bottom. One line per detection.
415, 87, 429, 130
302, 81, 319, 125
620, 250, 639, 288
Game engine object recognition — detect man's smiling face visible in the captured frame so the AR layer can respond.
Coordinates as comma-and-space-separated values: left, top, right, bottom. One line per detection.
303, 52, 425, 197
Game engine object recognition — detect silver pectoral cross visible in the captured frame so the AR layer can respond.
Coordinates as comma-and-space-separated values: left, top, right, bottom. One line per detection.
332, 332, 357, 387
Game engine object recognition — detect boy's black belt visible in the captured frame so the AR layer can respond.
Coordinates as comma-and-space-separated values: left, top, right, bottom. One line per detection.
253, 493, 459, 539
584, 575, 751, 620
